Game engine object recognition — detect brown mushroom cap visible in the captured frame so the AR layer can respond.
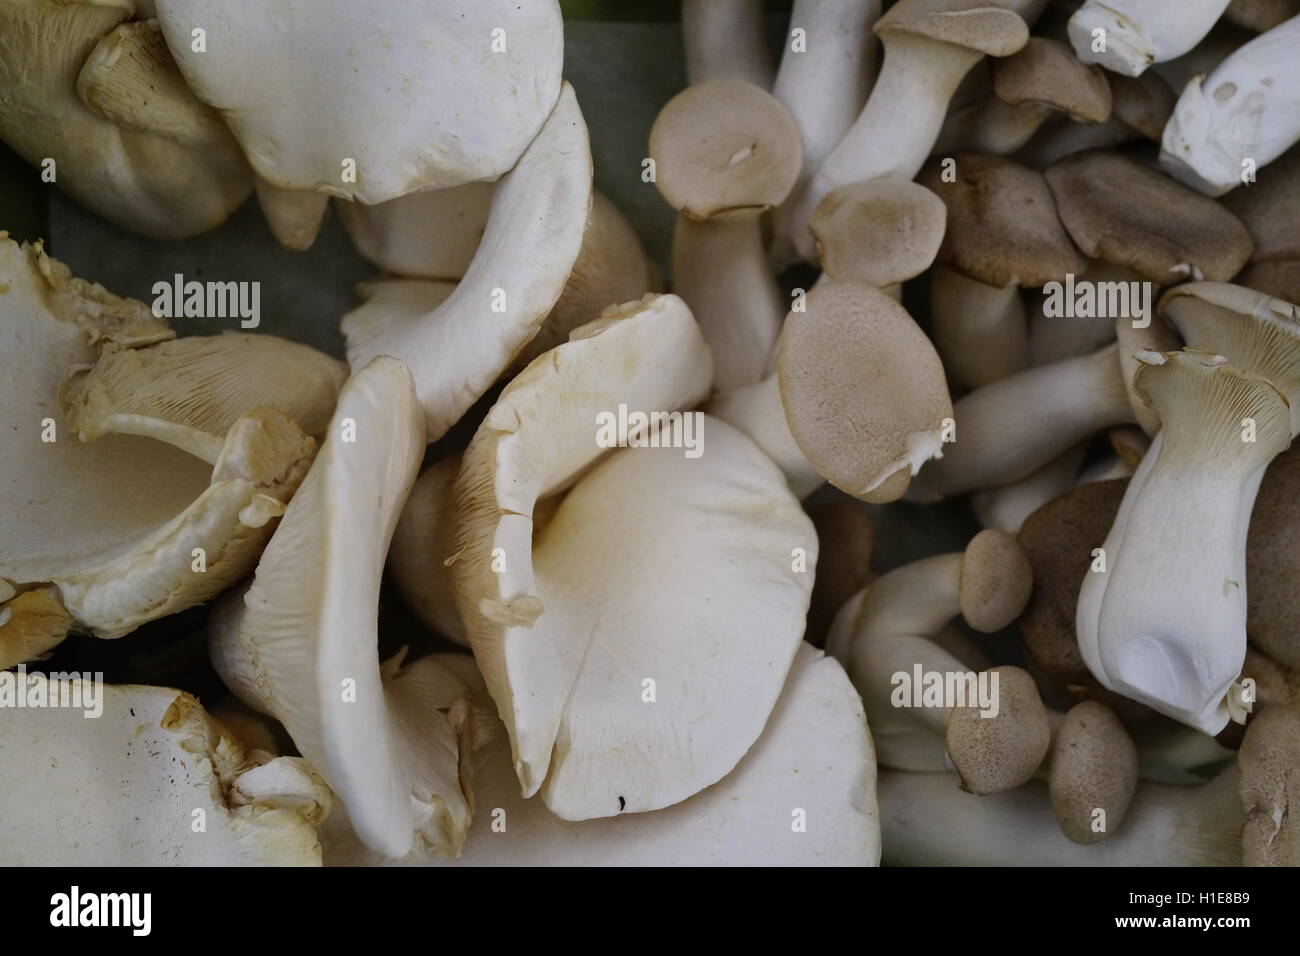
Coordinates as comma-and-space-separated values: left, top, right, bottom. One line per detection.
648, 78, 801, 219
1049, 700, 1139, 845
805, 500, 875, 649
1223, 148, 1300, 264
1108, 71, 1177, 142
958, 528, 1033, 633
1045, 150, 1255, 283
918, 153, 1085, 287
811, 180, 947, 287
1247, 445, 1300, 671
1017, 479, 1153, 720
876, 0, 1031, 57
1237, 261, 1300, 306
778, 281, 953, 504
1224, 0, 1300, 33
1239, 704, 1300, 866
945, 665, 1051, 794
992, 37, 1112, 124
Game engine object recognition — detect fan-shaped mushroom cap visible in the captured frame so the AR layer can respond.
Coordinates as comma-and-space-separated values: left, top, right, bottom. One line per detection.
0, 679, 330, 865
993, 36, 1111, 123
1046, 150, 1254, 283
778, 282, 952, 503
1239, 704, 1300, 865
810, 180, 947, 287
154, 0, 564, 203
921, 153, 1084, 287
946, 665, 1051, 794
650, 78, 802, 219
0, 2, 251, 239
342, 84, 592, 443
959, 528, 1034, 632
1049, 700, 1139, 844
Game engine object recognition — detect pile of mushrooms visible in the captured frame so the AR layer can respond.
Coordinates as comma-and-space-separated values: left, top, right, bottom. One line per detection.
2, 0, 1299, 869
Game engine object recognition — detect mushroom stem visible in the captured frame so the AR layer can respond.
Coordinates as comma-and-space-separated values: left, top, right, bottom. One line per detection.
972, 445, 1087, 534
930, 268, 1030, 388
880, 766, 1243, 865
708, 374, 823, 498
681, 0, 774, 88
1068, 0, 1232, 76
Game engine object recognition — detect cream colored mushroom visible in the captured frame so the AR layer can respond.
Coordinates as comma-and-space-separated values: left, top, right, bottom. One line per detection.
1069, 0, 1233, 77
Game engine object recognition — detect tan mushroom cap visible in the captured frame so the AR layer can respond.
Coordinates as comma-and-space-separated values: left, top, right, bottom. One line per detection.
1247, 445, 1300, 671
992, 37, 1112, 124
958, 528, 1033, 633
1017, 479, 1153, 718
875, 0, 1031, 57
778, 281, 953, 503
918, 153, 1085, 287
1046, 150, 1255, 283
1109, 71, 1177, 142
1159, 283, 1300, 434
1224, 147, 1300, 298
945, 665, 1051, 794
648, 78, 802, 219
1237, 260, 1300, 306
810, 180, 947, 287
1049, 701, 1139, 845
806, 501, 875, 648
1239, 704, 1300, 866
1224, 0, 1300, 32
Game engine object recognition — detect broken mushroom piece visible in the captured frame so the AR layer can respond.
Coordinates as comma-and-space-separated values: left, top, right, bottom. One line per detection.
342, 84, 592, 443
935, 38, 1112, 156
209, 356, 474, 860
453, 294, 818, 821
389, 455, 468, 647
918, 153, 1086, 389
1238, 704, 1300, 865
0, 2, 251, 239
1068, 0, 1232, 77
1078, 348, 1294, 733
1160, 13, 1300, 196
780, 0, 1036, 261
324, 646, 881, 866
880, 765, 1243, 865
680, 0, 774, 88
155, 0, 563, 203
649, 78, 802, 391
0, 677, 331, 865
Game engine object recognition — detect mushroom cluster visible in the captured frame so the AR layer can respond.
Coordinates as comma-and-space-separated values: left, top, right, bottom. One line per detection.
2, 0, 1298, 868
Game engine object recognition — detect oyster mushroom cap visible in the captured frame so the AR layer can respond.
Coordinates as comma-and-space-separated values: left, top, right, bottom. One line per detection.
154, 0, 564, 203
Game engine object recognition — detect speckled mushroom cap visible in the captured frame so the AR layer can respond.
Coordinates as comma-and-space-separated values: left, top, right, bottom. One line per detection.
1109, 71, 1177, 141
958, 528, 1034, 633
918, 153, 1085, 287
945, 665, 1051, 794
875, 0, 1032, 57
806, 501, 876, 649
1159, 282, 1300, 434
1247, 445, 1300, 671
648, 78, 802, 219
992, 37, 1112, 123
1045, 150, 1255, 283
1239, 704, 1300, 866
810, 180, 947, 287
1049, 700, 1139, 845
1017, 479, 1153, 719
778, 281, 953, 503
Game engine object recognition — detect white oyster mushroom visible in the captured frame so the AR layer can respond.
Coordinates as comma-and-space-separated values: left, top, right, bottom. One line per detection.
453, 294, 817, 820
1159, 13, 1300, 196
0, 237, 339, 664
0, 1, 251, 239
209, 357, 474, 860
154, 0, 564, 203
322, 646, 880, 867
342, 84, 592, 443
0, 677, 331, 865
1069, 0, 1233, 77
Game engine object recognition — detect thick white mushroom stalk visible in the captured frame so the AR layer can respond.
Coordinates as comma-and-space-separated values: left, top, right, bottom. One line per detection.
1068, 0, 1233, 77
0, 678, 331, 865
342, 84, 592, 443
1077, 350, 1291, 733
209, 357, 474, 860
0, 237, 338, 661
1159, 13, 1300, 196
453, 294, 818, 820
154, 0, 564, 202
322, 647, 880, 867
0, 2, 251, 239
